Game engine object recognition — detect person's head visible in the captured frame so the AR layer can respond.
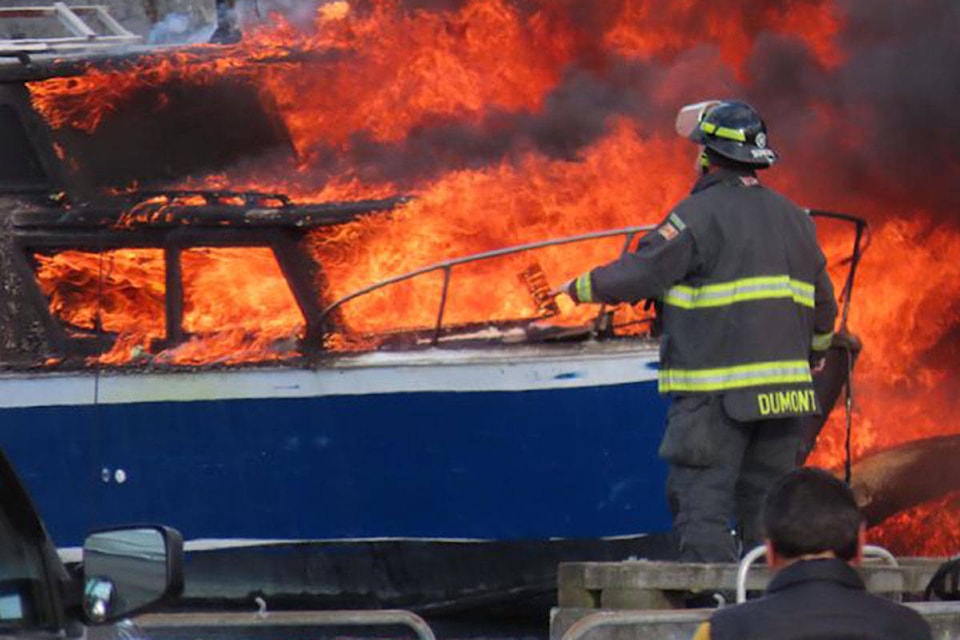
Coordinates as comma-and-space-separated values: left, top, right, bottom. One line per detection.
675, 99, 778, 174
761, 467, 866, 569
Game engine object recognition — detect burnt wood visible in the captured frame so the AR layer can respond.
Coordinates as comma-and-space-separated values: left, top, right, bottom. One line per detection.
11, 196, 409, 229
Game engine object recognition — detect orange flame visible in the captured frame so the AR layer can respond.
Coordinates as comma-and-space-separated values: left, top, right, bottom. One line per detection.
868, 491, 960, 558
805, 215, 960, 554
35, 247, 302, 365
607, 0, 843, 71
311, 120, 687, 335
809, 216, 960, 465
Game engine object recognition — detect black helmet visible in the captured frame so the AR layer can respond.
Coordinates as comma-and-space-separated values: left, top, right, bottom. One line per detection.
688, 100, 777, 167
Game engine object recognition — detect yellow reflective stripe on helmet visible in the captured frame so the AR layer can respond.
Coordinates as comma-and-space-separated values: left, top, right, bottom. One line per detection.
659, 360, 813, 393
812, 332, 834, 351
664, 276, 815, 309
699, 121, 747, 142
575, 273, 594, 303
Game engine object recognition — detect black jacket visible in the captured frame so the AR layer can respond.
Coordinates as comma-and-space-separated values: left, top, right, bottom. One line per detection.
705, 558, 933, 640
572, 168, 837, 420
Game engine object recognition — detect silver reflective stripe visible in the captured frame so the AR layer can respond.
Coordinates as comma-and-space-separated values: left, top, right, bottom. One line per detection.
668, 212, 687, 231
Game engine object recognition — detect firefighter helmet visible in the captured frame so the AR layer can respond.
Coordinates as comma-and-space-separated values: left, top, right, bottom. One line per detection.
686, 100, 778, 167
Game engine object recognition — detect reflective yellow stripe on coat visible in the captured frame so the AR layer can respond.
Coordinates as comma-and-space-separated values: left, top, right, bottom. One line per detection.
659, 360, 813, 393
664, 275, 815, 310
812, 332, 834, 351
575, 273, 594, 303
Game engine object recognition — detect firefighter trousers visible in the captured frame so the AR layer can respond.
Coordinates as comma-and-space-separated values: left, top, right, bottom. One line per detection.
660, 394, 802, 563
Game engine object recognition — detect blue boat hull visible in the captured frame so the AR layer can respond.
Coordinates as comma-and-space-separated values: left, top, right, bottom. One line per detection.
1, 343, 671, 549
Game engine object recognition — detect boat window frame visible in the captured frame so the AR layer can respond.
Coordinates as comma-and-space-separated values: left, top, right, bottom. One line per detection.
13, 227, 317, 363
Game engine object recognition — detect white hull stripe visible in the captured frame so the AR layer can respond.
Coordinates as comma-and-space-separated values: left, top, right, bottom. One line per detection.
0, 343, 660, 409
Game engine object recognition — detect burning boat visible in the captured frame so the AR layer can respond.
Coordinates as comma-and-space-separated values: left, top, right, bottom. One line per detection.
0, 0, 955, 612
0, 9, 688, 611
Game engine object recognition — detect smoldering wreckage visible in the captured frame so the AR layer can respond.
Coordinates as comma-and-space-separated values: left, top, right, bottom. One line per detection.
0, 0, 958, 621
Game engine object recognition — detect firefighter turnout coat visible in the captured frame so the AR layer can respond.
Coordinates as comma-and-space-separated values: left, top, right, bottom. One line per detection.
570, 167, 838, 421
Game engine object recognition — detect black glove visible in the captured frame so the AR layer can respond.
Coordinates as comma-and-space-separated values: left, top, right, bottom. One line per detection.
809, 352, 827, 374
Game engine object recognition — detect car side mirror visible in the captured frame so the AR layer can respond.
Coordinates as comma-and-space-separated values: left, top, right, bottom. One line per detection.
81, 526, 184, 623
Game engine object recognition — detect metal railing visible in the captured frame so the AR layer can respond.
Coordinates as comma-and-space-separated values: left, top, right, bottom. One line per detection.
317, 209, 868, 351
560, 545, 901, 640
559, 610, 708, 640
0, 4, 141, 57
137, 609, 437, 640
318, 225, 654, 345
736, 544, 900, 604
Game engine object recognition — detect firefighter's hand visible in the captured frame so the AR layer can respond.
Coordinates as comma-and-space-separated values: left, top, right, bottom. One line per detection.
550, 279, 576, 301
810, 353, 828, 374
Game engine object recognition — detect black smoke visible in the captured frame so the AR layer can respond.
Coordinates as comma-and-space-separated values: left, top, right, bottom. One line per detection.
750, 0, 960, 219
210, 0, 960, 220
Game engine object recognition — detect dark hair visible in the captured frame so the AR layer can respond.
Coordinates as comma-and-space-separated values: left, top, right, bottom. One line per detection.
761, 467, 864, 561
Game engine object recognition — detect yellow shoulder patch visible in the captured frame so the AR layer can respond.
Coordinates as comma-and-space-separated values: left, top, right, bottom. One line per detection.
657, 212, 686, 241
658, 223, 679, 241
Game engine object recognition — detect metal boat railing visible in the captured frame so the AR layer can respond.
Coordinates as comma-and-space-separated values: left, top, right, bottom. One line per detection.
318, 210, 868, 351
318, 225, 655, 346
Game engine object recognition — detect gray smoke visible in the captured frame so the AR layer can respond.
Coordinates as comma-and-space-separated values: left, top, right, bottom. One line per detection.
235, 0, 325, 27
148, 11, 216, 44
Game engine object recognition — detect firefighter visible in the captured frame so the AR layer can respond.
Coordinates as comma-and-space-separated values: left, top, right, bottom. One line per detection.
557, 100, 838, 565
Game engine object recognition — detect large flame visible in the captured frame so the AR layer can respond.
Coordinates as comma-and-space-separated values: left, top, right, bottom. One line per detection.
311, 121, 687, 336
23, 0, 960, 554
869, 491, 960, 558
35, 247, 302, 365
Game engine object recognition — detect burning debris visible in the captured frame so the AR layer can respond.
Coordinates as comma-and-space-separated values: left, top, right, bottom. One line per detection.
0, 0, 957, 554
850, 435, 960, 528
518, 262, 560, 319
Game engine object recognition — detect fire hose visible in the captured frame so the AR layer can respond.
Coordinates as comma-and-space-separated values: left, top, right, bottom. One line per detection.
809, 210, 870, 486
